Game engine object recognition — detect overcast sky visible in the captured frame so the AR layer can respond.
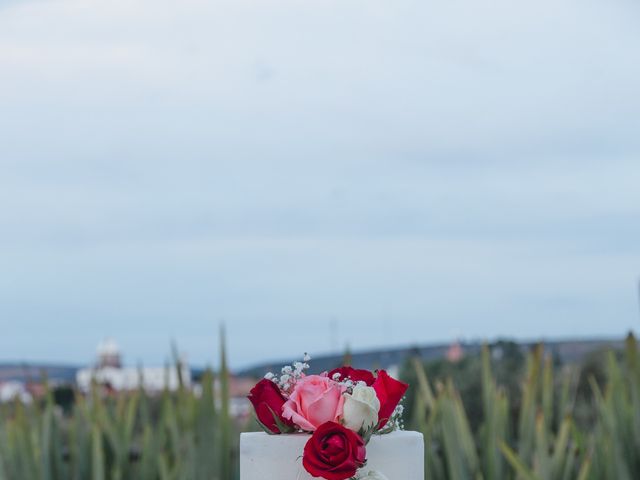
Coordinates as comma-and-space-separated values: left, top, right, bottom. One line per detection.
1, 0, 639, 369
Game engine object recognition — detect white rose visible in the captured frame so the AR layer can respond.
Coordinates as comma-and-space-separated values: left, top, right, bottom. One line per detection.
342, 384, 380, 432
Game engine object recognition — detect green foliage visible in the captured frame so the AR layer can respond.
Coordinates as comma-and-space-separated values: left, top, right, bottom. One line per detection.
408, 333, 640, 480
1, 334, 639, 480
403, 340, 526, 433
0, 337, 240, 480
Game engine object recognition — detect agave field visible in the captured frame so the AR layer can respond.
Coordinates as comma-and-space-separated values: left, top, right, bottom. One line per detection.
0, 334, 639, 480
408, 334, 640, 480
0, 336, 238, 480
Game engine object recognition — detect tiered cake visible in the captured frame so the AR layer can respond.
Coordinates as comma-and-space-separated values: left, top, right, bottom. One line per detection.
240, 430, 424, 479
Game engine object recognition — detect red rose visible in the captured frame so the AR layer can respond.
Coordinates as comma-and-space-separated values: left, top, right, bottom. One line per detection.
327, 366, 375, 386
372, 370, 408, 429
303, 421, 366, 480
248, 379, 294, 433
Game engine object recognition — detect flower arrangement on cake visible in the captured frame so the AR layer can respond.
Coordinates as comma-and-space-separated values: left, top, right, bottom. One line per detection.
247, 354, 408, 480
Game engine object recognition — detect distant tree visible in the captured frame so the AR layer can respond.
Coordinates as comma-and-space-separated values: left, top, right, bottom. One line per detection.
52, 385, 75, 414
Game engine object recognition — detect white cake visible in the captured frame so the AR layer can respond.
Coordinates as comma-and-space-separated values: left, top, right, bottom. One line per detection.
240, 430, 424, 479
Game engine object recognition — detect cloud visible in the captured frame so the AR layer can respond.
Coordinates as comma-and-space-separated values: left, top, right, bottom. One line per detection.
0, 0, 639, 366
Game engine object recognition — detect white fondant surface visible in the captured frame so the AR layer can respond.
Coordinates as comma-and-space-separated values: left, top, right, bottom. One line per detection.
240, 430, 424, 480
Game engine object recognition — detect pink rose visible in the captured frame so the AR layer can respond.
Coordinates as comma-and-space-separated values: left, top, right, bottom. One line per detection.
282, 375, 346, 431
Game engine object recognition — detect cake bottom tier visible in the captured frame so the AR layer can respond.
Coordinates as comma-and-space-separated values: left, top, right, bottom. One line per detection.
240, 430, 424, 479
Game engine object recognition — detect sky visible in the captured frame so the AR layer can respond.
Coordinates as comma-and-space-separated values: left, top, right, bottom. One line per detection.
1, 0, 640, 370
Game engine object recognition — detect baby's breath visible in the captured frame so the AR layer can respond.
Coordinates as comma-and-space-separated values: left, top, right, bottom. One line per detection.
266, 353, 312, 393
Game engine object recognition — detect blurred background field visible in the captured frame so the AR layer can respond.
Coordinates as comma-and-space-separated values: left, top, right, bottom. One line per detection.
1, 331, 639, 480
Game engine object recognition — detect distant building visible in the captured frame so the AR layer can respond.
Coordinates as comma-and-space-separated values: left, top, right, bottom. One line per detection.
76, 339, 191, 393
97, 338, 122, 368
0, 381, 32, 403
446, 341, 464, 363
228, 376, 255, 419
